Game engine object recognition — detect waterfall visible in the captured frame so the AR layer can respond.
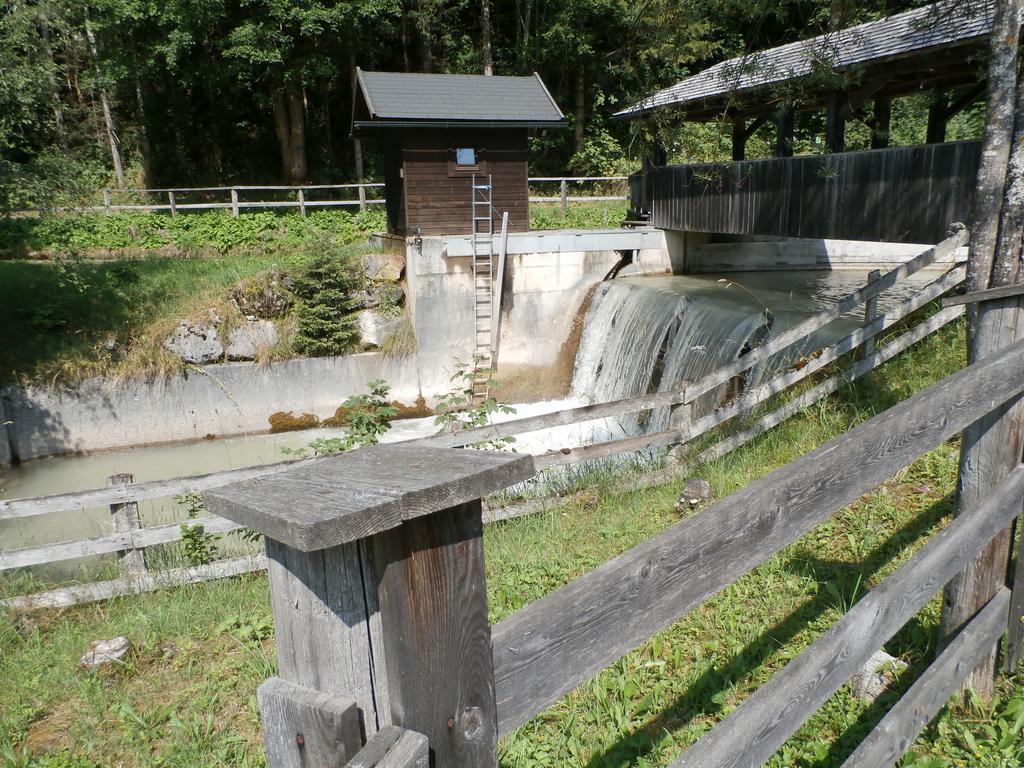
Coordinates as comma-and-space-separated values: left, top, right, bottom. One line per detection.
570, 276, 775, 434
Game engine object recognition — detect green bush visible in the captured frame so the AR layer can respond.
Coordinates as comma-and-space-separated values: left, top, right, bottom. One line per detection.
0, 208, 387, 255
291, 240, 364, 356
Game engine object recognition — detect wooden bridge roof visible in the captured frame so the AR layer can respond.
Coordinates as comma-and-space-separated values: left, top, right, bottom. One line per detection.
617, 0, 995, 121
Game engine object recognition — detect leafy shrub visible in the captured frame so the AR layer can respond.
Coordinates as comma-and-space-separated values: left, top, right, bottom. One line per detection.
290, 240, 364, 356
0, 208, 387, 255
177, 493, 218, 566
434, 358, 516, 450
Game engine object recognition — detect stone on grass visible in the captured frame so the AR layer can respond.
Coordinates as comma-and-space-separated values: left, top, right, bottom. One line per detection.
163, 321, 223, 364
81, 636, 130, 668
675, 478, 713, 513
226, 320, 278, 361
849, 649, 907, 703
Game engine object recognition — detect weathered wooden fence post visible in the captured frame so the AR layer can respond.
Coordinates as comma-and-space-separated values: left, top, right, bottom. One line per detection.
297, 188, 307, 217
358, 184, 368, 212
861, 269, 881, 358
168, 191, 177, 217
230, 188, 240, 218
940, 0, 1024, 698
204, 444, 535, 768
107, 473, 146, 575
102, 189, 112, 215
559, 179, 568, 216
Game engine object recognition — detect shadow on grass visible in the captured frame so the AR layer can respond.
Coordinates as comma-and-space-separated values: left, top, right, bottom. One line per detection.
583, 493, 953, 768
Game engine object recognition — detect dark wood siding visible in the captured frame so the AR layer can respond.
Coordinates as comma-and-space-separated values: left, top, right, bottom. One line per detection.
399, 128, 529, 236
645, 140, 981, 244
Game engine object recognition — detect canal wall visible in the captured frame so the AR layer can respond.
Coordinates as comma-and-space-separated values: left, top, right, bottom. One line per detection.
1, 234, 671, 463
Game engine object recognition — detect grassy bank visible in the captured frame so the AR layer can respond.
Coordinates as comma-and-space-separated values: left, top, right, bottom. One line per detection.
4, 320, 1023, 767
0, 203, 627, 259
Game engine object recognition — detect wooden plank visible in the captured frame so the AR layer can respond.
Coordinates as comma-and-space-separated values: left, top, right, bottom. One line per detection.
266, 539, 387, 739
540, 271, 963, 470
347, 725, 429, 768
204, 445, 535, 551
683, 227, 969, 404
258, 677, 362, 768
0, 513, 244, 570
370, 500, 497, 768
841, 588, 1010, 768
108, 473, 146, 575
700, 306, 965, 464
0, 454, 325, 521
672, 471, 1024, 768
490, 335, 1024, 737
0, 554, 266, 610
943, 282, 1024, 307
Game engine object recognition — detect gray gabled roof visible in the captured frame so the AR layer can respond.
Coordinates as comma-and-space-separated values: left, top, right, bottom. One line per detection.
354, 69, 565, 129
617, 0, 995, 119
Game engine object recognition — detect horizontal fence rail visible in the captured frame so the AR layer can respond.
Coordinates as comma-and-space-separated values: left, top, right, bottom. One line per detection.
673, 468, 1024, 766
11, 177, 628, 219
489, 336, 1024, 735
0, 232, 967, 609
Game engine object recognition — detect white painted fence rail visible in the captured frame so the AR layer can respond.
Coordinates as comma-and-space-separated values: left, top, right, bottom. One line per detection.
0, 230, 967, 609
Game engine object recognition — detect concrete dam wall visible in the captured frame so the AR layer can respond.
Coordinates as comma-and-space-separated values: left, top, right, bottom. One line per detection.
1, 233, 670, 463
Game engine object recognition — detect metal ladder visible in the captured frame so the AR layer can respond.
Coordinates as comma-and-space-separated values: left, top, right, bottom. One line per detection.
470, 174, 495, 402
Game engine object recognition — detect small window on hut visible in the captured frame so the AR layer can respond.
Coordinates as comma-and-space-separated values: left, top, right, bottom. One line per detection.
456, 148, 477, 166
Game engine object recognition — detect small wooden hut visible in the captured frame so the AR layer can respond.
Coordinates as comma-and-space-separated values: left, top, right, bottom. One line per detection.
352, 69, 565, 236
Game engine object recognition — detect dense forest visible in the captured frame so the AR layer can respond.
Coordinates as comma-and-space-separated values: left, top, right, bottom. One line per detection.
0, 0, 983, 209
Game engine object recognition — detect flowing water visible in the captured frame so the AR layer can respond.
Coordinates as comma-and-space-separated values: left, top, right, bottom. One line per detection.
0, 269, 939, 578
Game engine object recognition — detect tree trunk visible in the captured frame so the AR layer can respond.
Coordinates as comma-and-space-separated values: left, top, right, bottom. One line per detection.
271, 87, 307, 184
482, 0, 493, 75
83, 12, 125, 188
939, 0, 1024, 703
575, 68, 586, 152
39, 15, 67, 152
520, 0, 532, 73
288, 89, 307, 183
415, 1, 434, 73
134, 77, 153, 188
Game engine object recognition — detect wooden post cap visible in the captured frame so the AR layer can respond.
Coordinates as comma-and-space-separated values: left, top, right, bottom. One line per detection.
203, 444, 535, 551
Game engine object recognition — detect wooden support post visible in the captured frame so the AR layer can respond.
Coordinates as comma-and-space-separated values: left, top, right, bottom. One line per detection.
825, 91, 846, 153
927, 90, 949, 144
941, 0, 1024, 698
102, 189, 112, 215
298, 188, 306, 217
559, 179, 568, 216
107, 473, 145, 575
871, 96, 891, 149
731, 119, 747, 161
861, 270, 881, 359
203, 445, 536, 768
775, 106, 794, 158
355, 136, 367, 212
230, 188, 239, 217
168, 191, 177, 217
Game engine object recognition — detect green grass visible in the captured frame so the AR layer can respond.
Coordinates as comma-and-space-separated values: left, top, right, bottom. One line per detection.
5, 319, 1024, 767
0, 209, 387, 257
0, 243, 376, 386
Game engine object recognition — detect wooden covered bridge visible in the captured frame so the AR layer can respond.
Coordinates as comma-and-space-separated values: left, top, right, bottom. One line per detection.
620, 0, 996, 244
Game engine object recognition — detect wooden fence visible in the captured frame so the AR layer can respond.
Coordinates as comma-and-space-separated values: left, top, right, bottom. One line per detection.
195, 312, 1024, 767
12, 177, 628, 219
95, 183, 386, 216
641, 140, 982, 244
0, 229, 969, 612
